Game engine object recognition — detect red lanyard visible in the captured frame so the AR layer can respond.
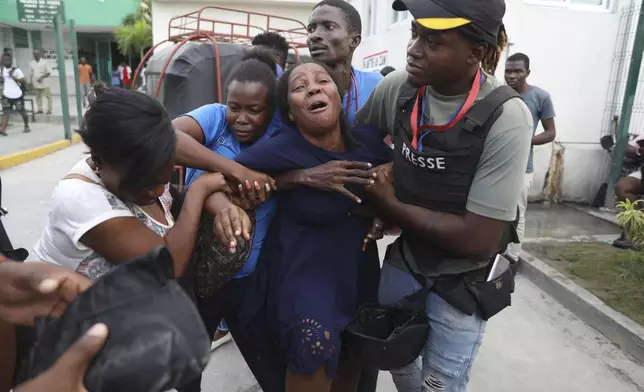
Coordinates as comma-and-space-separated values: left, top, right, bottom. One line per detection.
411, 68, 483, 150
345, 69, 359, 125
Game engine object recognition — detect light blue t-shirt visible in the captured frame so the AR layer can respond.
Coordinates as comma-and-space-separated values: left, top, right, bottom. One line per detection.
345, 67, 383, 125
522, 86, 555, 173
183, 103, 278, 278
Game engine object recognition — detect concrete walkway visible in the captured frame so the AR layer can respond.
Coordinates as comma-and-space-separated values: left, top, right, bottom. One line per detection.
22, 93, 84, 120
0, 123, 74, 156
2, 145, 643, 392
0, 93, 84, 161
524, 203, 621, 243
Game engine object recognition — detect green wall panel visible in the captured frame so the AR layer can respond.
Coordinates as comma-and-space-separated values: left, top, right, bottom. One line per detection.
0, 0, 139, 27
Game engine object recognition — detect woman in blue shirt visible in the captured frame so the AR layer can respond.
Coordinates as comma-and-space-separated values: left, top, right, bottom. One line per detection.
173, 49, 281, 392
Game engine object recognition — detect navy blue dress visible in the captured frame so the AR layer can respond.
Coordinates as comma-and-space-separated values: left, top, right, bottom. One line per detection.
235, 125, 392, 379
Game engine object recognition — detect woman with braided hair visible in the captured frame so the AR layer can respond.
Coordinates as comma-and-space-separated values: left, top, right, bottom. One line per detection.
353, 0, 532, 391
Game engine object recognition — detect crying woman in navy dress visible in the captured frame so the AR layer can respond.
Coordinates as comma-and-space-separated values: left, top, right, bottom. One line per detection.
213, 61, 392, 392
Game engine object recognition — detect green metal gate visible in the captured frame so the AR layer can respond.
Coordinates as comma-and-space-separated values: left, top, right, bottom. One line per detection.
95, 40, 112, 85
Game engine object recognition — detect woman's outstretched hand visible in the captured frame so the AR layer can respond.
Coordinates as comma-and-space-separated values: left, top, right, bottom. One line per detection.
0, 262, 91, 325
233, 167, 277, 204
14, 323, 109, 392
300, 161, 376, 203
365, 162, 395, 204
214, 206, 252, 253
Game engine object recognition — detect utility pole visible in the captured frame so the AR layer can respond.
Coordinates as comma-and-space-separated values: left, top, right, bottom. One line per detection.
69, 19, 83, 127
53, 12, 72, 141
605, 3, 644, 209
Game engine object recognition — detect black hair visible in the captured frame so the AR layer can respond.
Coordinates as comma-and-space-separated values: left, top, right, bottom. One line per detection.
2, 48, 10, 53
313, 0, 362, 35
459, 23, 508, 74
380, 66, 395, 77
507, 52, 530, 71
276, 60, 357, 147
251, 32, 289, 69
78, 85, 176, 193
226, 47, 278, 112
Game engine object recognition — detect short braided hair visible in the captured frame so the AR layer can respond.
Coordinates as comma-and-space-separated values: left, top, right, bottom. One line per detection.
460, 23, 508, 74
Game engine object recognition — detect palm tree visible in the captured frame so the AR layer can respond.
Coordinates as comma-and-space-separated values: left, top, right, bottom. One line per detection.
122, 0, 151, 26
114, 19, 152, 60
115, 0, 152, 59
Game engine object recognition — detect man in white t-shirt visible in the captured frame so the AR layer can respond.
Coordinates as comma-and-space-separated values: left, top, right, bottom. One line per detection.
1, 52, 30, 135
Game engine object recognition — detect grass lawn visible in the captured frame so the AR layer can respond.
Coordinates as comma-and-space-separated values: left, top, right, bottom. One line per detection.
524, 242, 644, 326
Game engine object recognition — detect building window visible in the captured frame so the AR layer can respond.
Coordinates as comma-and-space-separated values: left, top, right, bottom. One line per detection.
365, 0, 378, 36
391, 10, 410, 25
527, 0, 610, 9
12, 28, 28, 49
30, 31, 42, 50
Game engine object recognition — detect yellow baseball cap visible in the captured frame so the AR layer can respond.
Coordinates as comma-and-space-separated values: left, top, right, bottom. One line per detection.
393, 0, 505, 41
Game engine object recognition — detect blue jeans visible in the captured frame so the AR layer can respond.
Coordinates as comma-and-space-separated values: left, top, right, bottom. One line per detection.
378, 264, 486, 392
81, 84, 91, 106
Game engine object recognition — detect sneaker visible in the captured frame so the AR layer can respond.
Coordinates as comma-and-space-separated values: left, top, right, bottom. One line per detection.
210, 332, 233, 351
23, 127, 31, 133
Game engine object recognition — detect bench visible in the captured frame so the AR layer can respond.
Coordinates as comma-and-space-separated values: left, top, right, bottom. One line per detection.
0, 98, 36, 122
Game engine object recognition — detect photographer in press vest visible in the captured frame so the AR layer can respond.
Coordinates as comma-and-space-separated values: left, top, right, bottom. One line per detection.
356, 0, 532, 390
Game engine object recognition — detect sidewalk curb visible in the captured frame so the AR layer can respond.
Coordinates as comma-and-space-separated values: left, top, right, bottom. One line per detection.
519, 250, 644, 363
565, 202, 620, 227
0, 134, 81, 170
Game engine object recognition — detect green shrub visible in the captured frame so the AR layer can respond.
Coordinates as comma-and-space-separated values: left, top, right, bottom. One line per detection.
616, 199, 644, 250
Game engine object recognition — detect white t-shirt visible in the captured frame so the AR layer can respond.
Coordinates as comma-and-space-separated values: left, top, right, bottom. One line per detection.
1, 67, 24, 99
629, 170, 642, 180
630, 134, 644, 148
33, 158, 175, 281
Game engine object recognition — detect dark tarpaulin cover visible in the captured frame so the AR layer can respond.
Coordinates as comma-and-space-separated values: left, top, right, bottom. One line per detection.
146, 41, 250, 119
25, 247, 211, 392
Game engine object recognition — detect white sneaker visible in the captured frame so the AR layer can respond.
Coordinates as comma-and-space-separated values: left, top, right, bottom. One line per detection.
210, 333, 233, 351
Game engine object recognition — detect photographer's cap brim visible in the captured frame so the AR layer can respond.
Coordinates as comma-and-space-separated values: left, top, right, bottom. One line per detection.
393, 0, 472, 30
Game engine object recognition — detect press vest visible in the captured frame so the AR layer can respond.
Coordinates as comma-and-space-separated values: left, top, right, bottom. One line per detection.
392, 82, 521, 276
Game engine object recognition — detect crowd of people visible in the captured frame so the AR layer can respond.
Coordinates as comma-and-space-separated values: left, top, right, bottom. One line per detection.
0, 48, 137, 134
0, 0, 565, 391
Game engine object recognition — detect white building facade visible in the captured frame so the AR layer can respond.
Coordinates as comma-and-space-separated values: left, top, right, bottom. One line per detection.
351, 0, 641, 203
